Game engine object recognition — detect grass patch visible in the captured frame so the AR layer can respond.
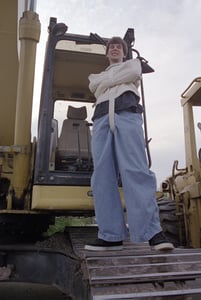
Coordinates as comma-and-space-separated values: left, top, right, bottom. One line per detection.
45, 216, 95, 236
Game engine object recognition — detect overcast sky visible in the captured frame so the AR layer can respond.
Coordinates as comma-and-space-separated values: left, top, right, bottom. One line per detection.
32, 0, 201, 187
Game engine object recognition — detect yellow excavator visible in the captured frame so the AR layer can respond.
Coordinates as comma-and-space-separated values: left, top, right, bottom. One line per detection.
1, 1, 201, 299
160, 77, 201, 249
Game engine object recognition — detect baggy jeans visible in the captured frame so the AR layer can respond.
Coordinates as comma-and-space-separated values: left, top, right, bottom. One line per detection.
91, 111, 162, 243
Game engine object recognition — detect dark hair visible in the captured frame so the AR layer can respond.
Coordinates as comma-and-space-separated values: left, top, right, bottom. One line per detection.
106, 36, 128, 56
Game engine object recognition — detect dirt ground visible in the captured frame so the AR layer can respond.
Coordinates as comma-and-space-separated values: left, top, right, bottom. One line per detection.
0, 283, 72, 300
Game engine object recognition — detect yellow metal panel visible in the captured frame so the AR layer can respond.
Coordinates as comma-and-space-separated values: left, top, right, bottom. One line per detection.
32, 185, 125, 211
32, 185, 95, 210
0, 0, 18, 145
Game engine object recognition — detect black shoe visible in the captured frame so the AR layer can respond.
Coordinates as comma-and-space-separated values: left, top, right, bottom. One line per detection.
84, 238, 123, 251
149, 231, 174, 251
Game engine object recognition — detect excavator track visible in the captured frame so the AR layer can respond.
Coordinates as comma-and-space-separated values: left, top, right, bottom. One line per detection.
1, 226, 201, 299
68, 226, 201, 299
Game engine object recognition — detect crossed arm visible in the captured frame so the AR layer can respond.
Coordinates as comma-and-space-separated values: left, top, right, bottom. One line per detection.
88, 59, 142, 97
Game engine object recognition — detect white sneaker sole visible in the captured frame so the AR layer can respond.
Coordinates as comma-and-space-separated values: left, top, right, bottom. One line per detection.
153, 242, 174, 251
84, 245, 123, 251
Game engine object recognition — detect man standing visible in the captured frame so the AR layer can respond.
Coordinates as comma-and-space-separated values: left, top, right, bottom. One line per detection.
85, 37, 174, 251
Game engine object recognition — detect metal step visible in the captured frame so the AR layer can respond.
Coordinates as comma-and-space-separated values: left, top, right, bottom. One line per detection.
68, 227, 201, 299
87, 250, 201, 299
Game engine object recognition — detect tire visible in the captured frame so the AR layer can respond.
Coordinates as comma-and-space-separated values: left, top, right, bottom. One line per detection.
157, 197, 186, 247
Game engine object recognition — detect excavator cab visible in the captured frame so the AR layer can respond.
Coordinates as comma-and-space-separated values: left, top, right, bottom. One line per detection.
31, 18, 135, 213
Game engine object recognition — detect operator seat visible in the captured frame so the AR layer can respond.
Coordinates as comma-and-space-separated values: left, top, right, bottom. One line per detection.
56, 106, 92, 170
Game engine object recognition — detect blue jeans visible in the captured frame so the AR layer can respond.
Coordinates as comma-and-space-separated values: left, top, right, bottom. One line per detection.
91, 111, 162, 243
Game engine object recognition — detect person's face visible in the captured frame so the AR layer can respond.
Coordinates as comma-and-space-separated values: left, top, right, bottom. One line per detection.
107, 43, 125, 64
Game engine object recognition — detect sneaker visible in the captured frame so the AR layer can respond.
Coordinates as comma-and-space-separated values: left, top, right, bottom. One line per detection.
149, 231, 174, 251
84, 238, 123, 251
